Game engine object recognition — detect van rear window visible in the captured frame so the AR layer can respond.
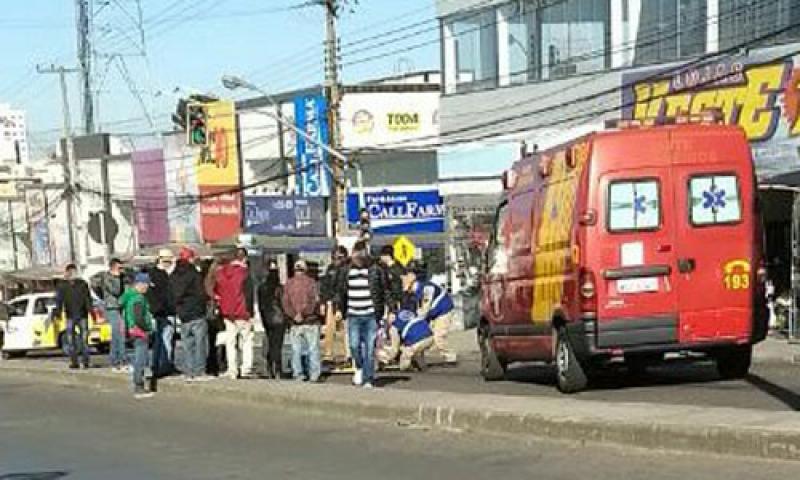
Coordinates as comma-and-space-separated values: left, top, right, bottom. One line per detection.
608, 180, 660, 232
689, 175, 741, 225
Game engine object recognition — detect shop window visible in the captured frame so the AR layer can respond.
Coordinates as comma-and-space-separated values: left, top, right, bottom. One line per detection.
487, 202, 510, 274
446, 9, 499, 94
719, 0, 799, 50
539, 0, 609, 80
634, 0, 707, 65
502, 2, 537, 84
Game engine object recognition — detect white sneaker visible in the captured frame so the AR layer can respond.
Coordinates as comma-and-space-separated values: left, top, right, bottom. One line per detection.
352, 368, 363, 386
363, 382, 374, 389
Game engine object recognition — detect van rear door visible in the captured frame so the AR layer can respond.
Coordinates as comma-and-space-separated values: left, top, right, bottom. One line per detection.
594, 168, 681, 348
671, 131, 756, 343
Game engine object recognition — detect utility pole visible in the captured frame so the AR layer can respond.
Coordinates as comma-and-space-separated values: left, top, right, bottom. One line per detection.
8, 200, 17, 271
76, 0, 94, 134
37, 64, 79, 265
323, 0, 346, 237
100, 155, 112, 263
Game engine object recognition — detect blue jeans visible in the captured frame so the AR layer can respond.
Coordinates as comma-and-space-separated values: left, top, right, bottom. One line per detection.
152, 316, 176, 378
67, 316, 90, 367
132, 337, 149, 391
107, 309, 127, 367
290, 324, 321, 381
348, 315, 378, 384
181, 317, 208, 378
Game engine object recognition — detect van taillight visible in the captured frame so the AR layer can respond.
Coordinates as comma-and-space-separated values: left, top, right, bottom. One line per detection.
579, 269, 597, 314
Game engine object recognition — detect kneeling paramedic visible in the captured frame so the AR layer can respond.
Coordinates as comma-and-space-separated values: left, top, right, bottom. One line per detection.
401, 265, 457, 364
380, 309, 434, 371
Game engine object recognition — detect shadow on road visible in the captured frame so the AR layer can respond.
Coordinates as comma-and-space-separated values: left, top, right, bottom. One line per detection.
376, 375, 411, 387
745, 374, 800, 411
0, 472, 69, 480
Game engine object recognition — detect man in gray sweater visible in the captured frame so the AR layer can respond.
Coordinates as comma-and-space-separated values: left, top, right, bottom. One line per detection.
102, 258, 127, 372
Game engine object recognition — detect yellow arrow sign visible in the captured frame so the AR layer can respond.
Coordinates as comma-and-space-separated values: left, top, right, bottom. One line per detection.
393, 235, 416, 267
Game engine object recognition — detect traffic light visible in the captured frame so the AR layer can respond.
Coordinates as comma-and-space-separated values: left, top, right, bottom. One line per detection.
186, 103, 209, 146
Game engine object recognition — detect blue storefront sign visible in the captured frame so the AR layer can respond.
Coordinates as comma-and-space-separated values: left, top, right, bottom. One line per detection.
244, 195, 327, 237
347, 188, 445, 234
294, 94, 331, 197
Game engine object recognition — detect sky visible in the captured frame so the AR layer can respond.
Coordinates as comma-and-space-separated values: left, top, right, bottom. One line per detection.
0, 0, 440, 159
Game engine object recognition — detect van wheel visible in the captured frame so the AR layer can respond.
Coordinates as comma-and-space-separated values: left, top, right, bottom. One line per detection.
479, 328, 506, 381
555, 328, 588, 394
716, 345, 752, 380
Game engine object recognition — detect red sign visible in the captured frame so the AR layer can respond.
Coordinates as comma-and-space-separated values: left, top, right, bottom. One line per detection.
199, 185, 241, 242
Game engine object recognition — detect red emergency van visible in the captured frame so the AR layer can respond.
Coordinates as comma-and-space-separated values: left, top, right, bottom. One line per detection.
479, 116, 768, 393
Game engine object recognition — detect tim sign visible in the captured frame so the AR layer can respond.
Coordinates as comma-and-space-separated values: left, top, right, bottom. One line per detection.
294, 94, 331, 197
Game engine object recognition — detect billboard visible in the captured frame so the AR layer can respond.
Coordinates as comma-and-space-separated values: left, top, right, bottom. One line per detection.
244, 195, 326, 237
622, 55, 800, 178
163, 132, 201, 243
346, 187, 445, 234
199, 186, 241, 242
195, 100, 242, 241
294, 94, 331, 197
132, 149, 169, 246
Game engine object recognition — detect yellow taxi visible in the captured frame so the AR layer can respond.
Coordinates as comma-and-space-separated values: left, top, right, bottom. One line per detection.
1, 292, 112, 359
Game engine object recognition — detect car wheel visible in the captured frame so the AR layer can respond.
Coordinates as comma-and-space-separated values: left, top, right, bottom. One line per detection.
479, 326, 506, 381
555, 328, 588, 394
716, 345, 752, 380
2, 350, 25, 359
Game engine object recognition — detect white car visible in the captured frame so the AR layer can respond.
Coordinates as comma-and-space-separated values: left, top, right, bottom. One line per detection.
1, 292, 111, 359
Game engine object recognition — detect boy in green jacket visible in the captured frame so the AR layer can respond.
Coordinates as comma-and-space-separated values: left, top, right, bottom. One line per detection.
121, 272, 155, 399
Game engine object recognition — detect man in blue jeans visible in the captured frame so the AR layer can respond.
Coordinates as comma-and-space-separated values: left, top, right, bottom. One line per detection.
53, 264, 93, 369
335, 241, 387, 389
283, 259, 322, 382
102, 258, 127, 372
171, 247, 210, 382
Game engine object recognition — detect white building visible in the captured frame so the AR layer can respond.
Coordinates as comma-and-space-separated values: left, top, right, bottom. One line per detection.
0, 104, 28, 164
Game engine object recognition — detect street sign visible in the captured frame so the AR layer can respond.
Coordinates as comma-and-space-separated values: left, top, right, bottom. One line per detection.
393, 235, 415, 267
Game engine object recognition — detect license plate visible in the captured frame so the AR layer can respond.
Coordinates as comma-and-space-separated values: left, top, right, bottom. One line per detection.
616, 277, 659, 294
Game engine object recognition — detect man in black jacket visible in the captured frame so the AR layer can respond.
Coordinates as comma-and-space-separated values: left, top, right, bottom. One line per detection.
379, 245, 405, 318
334, 241, 388, 388
147, 248, 177, 384
172, 247, 208, 382
54, 264, 93, 369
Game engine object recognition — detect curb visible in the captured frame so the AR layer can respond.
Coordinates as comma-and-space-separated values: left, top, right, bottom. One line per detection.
3, 363, 800, 463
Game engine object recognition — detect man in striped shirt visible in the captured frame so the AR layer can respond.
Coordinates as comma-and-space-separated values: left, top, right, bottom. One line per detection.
335, 241, 387, 388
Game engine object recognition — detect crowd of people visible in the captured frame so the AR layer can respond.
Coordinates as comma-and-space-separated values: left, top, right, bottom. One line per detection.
51, 240, 457, 399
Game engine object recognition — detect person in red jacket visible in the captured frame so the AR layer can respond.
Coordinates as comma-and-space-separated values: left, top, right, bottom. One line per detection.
214, 248, 255, 379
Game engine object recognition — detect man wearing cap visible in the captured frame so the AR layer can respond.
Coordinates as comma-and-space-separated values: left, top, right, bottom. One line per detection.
147, 248, 178, 385
214, 248, 256, 379
171, 247, 209, 382
283, 259, 322, 382
120, 272, 155, 399
102, 258, 128, 372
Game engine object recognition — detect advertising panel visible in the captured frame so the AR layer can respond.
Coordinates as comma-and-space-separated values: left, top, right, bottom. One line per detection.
132, 149, 169, 246
196, 100, 241, 186
25, 189, 50, 266
244, 195, 326, 237
163, 132, 202, 243
622, 55, 800, 178
294, 94, 331, 197
340, 91, 440, 150
346, 187, 445, 234
199, 185, 241, 242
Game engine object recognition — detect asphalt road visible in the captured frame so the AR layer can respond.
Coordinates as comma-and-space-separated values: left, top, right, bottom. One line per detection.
15, 342, 800, 412
0, 374, 798, 480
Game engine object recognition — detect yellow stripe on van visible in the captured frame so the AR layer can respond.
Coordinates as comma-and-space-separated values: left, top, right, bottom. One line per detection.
531, 142, 589, 325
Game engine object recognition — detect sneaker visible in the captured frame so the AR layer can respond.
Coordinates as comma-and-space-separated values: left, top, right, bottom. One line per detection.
363, 382, 374, 389
134, 391, 154, 399
69, 363, 79, 370
352, 368, 363, 386
221, 371, 238, 380
184, 376, 195, 384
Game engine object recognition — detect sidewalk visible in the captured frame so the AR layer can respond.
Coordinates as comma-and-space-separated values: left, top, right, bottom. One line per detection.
2, 357, 799, 463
